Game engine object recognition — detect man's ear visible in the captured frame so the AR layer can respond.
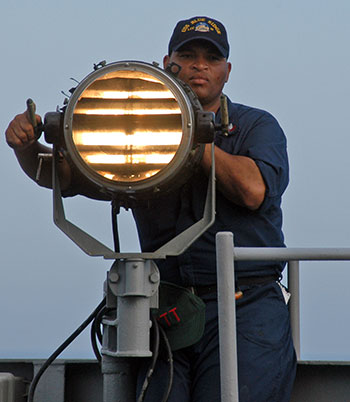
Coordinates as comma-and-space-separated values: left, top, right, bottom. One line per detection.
225, 62, 232, 83
163, 55, 170, 69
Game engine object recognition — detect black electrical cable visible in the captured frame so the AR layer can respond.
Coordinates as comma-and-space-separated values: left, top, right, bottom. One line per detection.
111, 200, 121, 253
137, 318, 174, 402
94, 305, 110, 344
158, 325, 174, 402
90, 315, 102, 363
27, 298, 106, 402
90, 305, 112, 363
137, 315, 160, 402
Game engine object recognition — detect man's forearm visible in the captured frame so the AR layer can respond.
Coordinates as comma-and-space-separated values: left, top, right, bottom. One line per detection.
14, 142, 71, 190
201, 144, 266, 210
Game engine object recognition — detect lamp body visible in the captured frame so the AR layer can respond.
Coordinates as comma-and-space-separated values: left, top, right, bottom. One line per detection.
58, 61, 207, 204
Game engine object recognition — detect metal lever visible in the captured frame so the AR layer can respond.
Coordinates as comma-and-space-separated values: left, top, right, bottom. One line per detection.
26, 98, 43, 140
220, 94, 229, 136
36, 153, 53, 182
26, 98, 48, 182
26, 98, 37, 129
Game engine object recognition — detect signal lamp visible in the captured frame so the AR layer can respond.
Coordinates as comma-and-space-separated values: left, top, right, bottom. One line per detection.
46, 61, 215, 204
40, 61, 217, 258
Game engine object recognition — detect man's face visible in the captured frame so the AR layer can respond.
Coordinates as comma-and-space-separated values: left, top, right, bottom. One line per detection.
163, 40, 231, 113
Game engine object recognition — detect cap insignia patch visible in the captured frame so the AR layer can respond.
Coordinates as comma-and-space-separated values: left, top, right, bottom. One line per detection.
195, 22, 210, 32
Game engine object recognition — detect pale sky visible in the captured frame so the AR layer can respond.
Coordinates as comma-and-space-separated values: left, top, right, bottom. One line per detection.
1, 0, 350, 360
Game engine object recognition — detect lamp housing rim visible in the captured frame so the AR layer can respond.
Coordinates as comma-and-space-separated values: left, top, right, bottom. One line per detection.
62, 60, 205, 203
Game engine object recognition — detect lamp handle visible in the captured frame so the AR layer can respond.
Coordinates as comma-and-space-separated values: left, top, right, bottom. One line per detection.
26, 98, 43, 139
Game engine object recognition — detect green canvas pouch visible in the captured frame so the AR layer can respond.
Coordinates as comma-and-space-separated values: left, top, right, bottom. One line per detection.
152, 281, 206, 351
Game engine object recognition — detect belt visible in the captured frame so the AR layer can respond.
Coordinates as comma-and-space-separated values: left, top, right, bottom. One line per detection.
188, 285, 217, 297
236, 274, 279, 287
188, 275, 279, 298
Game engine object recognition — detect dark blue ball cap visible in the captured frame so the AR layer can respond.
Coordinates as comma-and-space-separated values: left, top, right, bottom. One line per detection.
168, 16, 229, 59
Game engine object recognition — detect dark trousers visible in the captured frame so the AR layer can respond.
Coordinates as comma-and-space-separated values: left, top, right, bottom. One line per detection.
137, 281, 297, 402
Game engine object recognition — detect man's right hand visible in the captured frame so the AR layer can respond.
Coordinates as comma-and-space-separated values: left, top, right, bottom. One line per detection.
5, 111, 42, 152
5, 110, 58, 189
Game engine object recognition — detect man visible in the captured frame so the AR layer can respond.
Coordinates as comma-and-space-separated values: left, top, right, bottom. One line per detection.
6, 16, 296, 402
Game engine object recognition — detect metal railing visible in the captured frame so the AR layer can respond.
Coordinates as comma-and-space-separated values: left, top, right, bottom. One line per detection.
215, 232, 350, 402
234, 246, 350, 361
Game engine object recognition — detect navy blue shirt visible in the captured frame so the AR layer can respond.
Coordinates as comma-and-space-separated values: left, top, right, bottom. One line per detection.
64, 96, 289, 287
132, 97, 289, 286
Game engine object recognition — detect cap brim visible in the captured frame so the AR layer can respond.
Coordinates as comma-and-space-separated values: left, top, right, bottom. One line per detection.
172, 36, 228, 58
165, 308, 206, 351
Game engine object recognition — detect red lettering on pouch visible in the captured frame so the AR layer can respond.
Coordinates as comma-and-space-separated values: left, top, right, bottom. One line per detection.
169, 307, 180, 322
159, 312, 171, 326
158, 307, 181, 326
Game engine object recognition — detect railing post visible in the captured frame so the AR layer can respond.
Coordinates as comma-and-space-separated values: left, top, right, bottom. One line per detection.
288, 260, 301, 361
216, 232, 239, 402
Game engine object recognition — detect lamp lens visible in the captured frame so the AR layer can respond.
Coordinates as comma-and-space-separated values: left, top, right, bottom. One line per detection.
72, 70, 183, 182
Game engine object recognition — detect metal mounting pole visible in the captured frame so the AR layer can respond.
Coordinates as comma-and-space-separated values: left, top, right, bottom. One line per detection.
288, 260, 301, 361
216, 232, 239, 402
101, 258, 159, 402
101, 355, 137, 402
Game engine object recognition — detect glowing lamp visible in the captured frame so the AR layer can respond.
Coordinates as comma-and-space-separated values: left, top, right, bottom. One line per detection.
56, 61, 214, 203
40, 61, 216, 258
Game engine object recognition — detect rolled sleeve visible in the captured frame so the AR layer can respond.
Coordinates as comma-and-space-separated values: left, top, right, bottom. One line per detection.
238, 113, 289, 210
